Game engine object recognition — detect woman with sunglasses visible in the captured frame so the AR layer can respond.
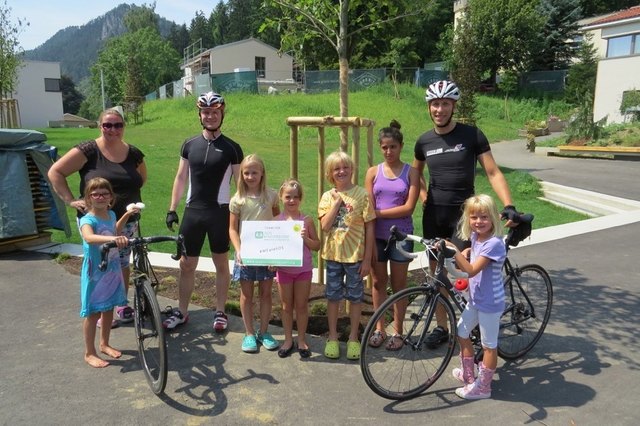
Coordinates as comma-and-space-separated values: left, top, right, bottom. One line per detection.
49, 108, 147, 327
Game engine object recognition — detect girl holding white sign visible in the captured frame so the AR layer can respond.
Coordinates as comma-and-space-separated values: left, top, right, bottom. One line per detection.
275, 179, 321, 358
229, 154, 281, 353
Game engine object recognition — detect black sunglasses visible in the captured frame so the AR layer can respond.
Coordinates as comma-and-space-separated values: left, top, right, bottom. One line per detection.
102, 122, 124, 129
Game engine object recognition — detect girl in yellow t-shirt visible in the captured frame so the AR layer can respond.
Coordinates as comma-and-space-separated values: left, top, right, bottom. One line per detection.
318, 151, 375, 360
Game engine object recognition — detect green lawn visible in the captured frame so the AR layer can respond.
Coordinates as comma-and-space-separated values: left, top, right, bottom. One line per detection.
43, 84, 587, 255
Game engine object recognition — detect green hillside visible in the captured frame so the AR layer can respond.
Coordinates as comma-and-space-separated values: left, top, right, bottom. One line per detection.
44, 85, 585, 254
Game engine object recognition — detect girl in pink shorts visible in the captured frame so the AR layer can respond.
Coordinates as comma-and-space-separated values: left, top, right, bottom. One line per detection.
275, 179, 321, 358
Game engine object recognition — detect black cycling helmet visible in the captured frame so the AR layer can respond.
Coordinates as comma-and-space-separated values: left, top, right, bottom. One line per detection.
425, 80, 461, 103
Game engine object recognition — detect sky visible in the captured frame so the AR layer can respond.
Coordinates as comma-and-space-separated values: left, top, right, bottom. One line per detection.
8, 0, 221, 51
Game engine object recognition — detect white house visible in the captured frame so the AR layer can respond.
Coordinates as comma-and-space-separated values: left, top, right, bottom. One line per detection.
182, 38, 294, 94
12, 60, 64, 129
581, 6, 640, 124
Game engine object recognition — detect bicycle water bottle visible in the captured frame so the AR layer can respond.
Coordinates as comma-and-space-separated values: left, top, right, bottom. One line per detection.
454, 278, 469, 299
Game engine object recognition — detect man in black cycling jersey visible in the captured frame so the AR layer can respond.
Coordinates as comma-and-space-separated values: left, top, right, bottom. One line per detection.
412, 80, 517, 347
164, 92, 244, 332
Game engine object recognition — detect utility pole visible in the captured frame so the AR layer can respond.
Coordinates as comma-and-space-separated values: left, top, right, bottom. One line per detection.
100, 68, 106, 111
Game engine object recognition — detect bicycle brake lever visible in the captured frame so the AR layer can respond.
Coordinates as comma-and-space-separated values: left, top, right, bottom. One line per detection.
171, 234, 186, 261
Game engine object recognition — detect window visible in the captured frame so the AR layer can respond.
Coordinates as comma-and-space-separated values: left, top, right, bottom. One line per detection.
44, 78, 61, 92
606, 34, 637, 58
255, 56, 266, 78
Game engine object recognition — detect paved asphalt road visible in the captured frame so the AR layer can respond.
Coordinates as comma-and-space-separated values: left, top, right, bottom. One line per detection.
1, 138, 639, 425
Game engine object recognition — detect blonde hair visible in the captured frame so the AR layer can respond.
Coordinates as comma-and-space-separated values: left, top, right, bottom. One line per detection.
83, 177, 115, 209
98, 108, 124, 125
279, 178, 304, 200
324, 151, 354, 186
456, 194, 503, 240
235, 154, 269, 204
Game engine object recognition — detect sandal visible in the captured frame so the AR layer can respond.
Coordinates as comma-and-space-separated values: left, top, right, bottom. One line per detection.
385, 334, 404, 351
324, 340, 340, 359
298, 347, 311, 359
347, 341, 361, 360
368, 330, 386, 348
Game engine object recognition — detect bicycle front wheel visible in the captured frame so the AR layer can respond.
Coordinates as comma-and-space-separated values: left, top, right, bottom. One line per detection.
360, 286, 457, 400
134, 278, 168, 394
498, 264, 553, 360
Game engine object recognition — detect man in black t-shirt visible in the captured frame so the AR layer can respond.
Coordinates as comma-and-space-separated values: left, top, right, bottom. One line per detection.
164, 92, 243, 332
412, 81, 516, 347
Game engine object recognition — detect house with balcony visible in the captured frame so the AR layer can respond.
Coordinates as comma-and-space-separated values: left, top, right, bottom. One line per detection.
581, 6, 640, 124
181, 38, 295, 94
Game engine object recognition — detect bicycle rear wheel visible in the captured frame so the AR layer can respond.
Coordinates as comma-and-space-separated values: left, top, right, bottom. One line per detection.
360, 286, 456, 400
134, 278, 168, 394
498, 264, 553, 360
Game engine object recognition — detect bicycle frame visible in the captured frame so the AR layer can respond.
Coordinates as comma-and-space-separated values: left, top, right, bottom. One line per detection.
99, 229, 184, 395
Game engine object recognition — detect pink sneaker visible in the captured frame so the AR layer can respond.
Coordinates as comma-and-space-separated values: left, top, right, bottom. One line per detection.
115, 305, 134, 323
162, 308, 188, 330
213, 311, 228, 333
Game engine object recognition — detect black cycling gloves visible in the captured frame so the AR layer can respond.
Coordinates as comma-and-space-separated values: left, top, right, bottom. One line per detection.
166, 211, 179, 231
501, 205, 519, 222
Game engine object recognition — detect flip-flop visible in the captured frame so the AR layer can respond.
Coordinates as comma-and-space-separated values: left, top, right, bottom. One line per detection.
346, 340, 361, 360
324, 340, 340, 359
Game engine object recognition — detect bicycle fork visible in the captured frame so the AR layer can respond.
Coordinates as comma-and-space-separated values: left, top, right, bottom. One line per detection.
405, 290, 441, 351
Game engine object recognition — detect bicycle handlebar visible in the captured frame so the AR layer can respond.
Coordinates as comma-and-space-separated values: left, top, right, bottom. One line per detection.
388, 225, 468, 279
98, 234, 186, 272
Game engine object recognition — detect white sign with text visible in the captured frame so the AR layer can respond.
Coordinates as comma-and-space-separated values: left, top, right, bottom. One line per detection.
240, 220, 304, 267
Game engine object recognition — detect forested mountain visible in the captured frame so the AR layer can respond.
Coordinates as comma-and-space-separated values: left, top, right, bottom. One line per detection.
23, 4, 174, 84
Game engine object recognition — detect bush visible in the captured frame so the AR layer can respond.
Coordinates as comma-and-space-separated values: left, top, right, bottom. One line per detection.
310, 302, 327, 316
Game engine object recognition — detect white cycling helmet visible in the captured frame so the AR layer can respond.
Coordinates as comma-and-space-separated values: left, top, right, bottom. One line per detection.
425, 80, 460, 102
196, 91, 225, 110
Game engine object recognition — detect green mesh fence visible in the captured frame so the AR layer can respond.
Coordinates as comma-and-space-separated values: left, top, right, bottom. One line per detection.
211, 71, 258, 93
304, 69, 387, 93
519, 70, 568, 93
414, 69, 450, 87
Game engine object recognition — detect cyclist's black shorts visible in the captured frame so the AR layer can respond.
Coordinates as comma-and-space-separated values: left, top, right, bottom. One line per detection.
179, 205, 230, 256
422, 202, 470, 254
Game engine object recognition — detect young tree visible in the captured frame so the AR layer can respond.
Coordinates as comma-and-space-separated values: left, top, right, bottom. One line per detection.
0, 1, 28, 99
264, 0, 433, 149
380, 37, 421, 99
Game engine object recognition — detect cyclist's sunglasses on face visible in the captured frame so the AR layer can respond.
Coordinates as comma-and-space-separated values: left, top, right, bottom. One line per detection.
102, 122, 124, 129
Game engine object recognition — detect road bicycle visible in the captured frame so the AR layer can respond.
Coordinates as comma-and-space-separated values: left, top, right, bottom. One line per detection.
360, 215, 553, 400
99, 206, 185, 395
